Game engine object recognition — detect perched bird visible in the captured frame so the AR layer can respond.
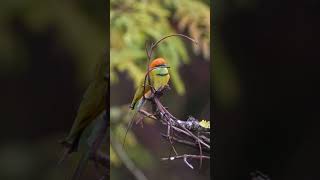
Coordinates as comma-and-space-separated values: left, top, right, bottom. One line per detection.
59, 58, 107, 163
130, 57, 170, 110
123, 58, 170, 147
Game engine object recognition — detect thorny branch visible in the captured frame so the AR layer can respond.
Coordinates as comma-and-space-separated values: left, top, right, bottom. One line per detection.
138, 86, 210, 169
139, 87, 210, 169
139, 110, 210, 153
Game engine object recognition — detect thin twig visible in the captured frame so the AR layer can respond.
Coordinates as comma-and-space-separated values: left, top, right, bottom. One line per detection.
138, 109, 157, 120
184, 155, 194, 169
161, 154, 210, 160
200, 135, 210, 143
160, 133, 210, 152
161, 154, 210, 169
179, 125, 210, 149
148, 34, 198, 59
167, 119, 179, 156
197, 134, 203, 169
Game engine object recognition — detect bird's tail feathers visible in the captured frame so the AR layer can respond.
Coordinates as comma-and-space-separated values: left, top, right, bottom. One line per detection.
57, 139, 73, 166
135, 98, 146, 111
57, 147, 70, 166
123, 97, 147, 148
129, 102, 136, 110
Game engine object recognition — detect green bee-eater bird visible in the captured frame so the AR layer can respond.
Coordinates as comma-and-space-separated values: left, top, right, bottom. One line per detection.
60, 58, 107, 160
130, 57, 170, 110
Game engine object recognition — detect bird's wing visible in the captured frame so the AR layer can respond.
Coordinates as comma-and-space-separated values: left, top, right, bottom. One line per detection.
63, 58, 107, 150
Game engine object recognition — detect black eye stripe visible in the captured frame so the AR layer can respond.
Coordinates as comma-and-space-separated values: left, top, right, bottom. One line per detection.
155, 64, 167, 67
156, 73, 169, 76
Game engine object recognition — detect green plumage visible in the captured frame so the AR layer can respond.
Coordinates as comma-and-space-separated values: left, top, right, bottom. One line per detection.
62, 58, 107, 153
130, 66, 170, 110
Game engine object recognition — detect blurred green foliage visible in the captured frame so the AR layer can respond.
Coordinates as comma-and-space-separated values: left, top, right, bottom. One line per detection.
110, 105, 156, 170
0, 0, 106, 83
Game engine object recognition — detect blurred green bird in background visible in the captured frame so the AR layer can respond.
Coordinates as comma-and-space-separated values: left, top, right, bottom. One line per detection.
60, 58, 107, 161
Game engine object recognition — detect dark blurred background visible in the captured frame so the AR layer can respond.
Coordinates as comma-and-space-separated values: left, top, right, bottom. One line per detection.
0, 0, 106, 179
214, 0, 320, 180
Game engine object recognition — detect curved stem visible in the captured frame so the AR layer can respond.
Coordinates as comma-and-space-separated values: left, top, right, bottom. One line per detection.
148, 34, 198, 59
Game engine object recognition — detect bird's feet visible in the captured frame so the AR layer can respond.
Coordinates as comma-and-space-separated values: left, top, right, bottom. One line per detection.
164, 84, 171, 90
155, 85, 170, 96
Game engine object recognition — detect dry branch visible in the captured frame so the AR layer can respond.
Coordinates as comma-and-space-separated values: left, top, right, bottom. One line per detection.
137, 85, 210, 169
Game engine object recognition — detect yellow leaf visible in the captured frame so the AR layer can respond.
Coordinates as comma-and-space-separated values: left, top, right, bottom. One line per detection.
199, 120, 210, 129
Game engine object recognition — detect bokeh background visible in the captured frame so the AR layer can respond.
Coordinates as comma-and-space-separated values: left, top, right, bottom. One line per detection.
0, 0, 106, 179
110, 0, 210, 180
214, 0, 320, 180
